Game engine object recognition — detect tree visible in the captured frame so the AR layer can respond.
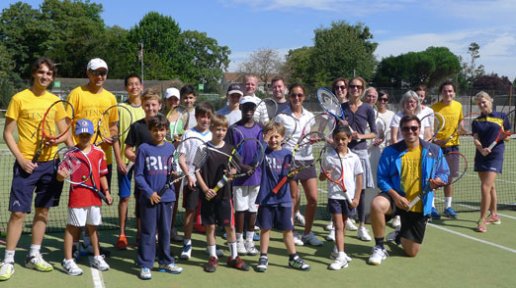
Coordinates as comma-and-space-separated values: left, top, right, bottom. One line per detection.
283, 46, 313, 85
0, 43, 17, 108
100, 26, 138, 79
472, 73, 512, 93
458, 42, 485, 91
239, 48, 282, 93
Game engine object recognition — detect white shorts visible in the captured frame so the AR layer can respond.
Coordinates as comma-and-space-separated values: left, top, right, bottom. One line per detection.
67, 206, 102, 227
232, 185, 259, 212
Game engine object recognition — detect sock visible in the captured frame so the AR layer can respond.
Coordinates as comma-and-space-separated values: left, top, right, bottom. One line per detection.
4, 250, 15, 263
374, 237, 385, 249
184, 239, 192, 246
289, 253, 298, 261
445, 197, 452, 209
207, 245, 217, 259
236, 233, 243, 242
260, 253, 268, 258
338, 251, 346, 260
245, 231, 254, 242
228, 241, 238, 259
29, 244, 41, 256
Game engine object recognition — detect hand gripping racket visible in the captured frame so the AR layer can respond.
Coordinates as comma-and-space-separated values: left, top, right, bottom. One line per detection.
487, 109, 515, 150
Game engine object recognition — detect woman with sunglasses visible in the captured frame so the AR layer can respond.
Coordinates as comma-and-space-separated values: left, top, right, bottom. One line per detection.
340, 76, 377, 242
332, 77, 348, 103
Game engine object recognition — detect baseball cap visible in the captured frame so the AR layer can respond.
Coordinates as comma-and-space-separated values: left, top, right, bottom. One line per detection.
165, 87, 180, 100
239, 96, 257, 106
87, 58, 108, 71
227, 83, 243, 96
75, 118, 94, 135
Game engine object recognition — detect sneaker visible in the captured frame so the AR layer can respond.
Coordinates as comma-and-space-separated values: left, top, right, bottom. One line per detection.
330, 248, 352, 262
236, 240, 247, 255
227, 256, 249, 271
325, 228, 335, 241
357, 226, 372, 241
390, 215, 401, 229
486, 214, 501, 225
368, 247, 388, 265
294, 212, 306, 227
328, 257, 349, 270
325, 221, 334, 231
180, 244, 192, 260
244, 241, 258, 256
475, 219, 487, 233
443, 207, 458, 219
0, 262, 14, 281
301, 232, 323, 246
139, 267, 152, 280
62, 259, 83, 276
293, 232, 304, 246
115, 234, 128, 250
25, 254, 53, 272
288, 256, 310, 271
431, 207, 441, 220
159, 262, 183, 274
346, 218, 358, 231
203, 256, 218, 273
255, 255, 268, 272
170, 228, 184, 243
91, 255, 109, 271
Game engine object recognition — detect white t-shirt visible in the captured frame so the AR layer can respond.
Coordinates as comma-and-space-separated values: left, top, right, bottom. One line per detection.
274, 107, 315, 161
390, 111, 431, 142
325, 149, 363, 200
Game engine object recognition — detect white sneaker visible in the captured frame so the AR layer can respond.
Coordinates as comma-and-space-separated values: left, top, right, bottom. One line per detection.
91, 255, 109, 271
139, 267, 152, 280
325, 228, 335, 241
180, 244, 192, 260
328, 257, 349, 270
0, 261, 15, 281
244, 241, 258, 256
158, 263, 183, 274
294, 212, 306, 227
346, 218, 358, 231
391, 215, 401, 229
368, 247, 388, 265
293, 232, 304, 246
236, 240, 247, 255
325, 221, 334, 231
62, 259, 83, 276
330, 246, 352, 262
25, 254, 53, 272
357, 226, 372, 241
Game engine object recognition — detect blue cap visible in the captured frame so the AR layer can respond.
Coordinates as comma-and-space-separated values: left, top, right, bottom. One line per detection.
75, 118, 94, 135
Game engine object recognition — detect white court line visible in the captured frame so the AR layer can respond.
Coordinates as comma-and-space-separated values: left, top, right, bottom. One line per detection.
434, 197, 516, 220
428, 223, 516, 253
88, 256, 106, 288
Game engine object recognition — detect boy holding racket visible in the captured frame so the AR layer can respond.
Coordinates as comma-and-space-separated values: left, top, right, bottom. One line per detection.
255, 122, 310, 272
57, 119, 112, 276
368, 115, 449, 265
134, 114, 183, 280
320, 125, 363, 270
196, 114, 250, 272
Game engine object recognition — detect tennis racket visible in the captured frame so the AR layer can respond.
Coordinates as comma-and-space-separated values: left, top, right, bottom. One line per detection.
420, 112, 445, 142
55, 146, 110, 204
407, 150, 441, 209
172, 137, 209, 184
317, 87, 345, 120
487, 109, 516, 150
445, 151, 468, 185
367, 112, 388, 148
170, 109, 190, 142
93, 104, 132, 146
256, 98, 278, 121
319, 144, 353, 205
157, 154, 176, 197
32, 100, 74, 163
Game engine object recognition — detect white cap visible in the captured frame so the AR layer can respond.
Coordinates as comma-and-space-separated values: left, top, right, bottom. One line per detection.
87, 58, 108, 71
239, 96, 257, 106
165, 87, 180, 100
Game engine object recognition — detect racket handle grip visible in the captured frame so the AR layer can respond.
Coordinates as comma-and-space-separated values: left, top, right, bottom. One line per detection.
32, 151, 41, 163
407, 196, 420, 209
344, 192, 353, 206
487, 140, 497, 150
212, 175, 228, 194
272, 176, 288, 194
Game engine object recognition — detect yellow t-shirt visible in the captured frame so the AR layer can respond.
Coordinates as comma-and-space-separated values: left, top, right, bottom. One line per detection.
432, 100, 463, 147
67, 86, 118, 164
401, 145, 423, 212
119, 102, 144, 163
5, 89, 68, 161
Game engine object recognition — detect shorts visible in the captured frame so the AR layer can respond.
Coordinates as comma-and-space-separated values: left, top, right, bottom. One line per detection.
442, 146, 459, 178
183, 185, 200, 211
67, 206, 102, 227
256, 205, 293, 231
117, 164, 134, 199
292, 160, 317, 181
201, 198, 233, 226
9, 160, 63, 213
233, 185, 259, 212
327, 199, 354, 218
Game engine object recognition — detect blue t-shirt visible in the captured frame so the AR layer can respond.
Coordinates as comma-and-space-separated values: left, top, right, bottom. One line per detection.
256, 147, 292, 206
341, 102, 377, 150
227, 122, 263, 186
134, 142, 176, 202
472, 111, 510, 157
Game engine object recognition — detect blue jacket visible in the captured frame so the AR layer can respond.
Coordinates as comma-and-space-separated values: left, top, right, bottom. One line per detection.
377, 139, 450, 216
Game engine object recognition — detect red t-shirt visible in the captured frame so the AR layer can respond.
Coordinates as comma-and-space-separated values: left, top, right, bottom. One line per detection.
67, 145, 108, 208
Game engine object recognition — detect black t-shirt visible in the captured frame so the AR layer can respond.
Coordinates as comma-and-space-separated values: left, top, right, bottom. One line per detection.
125, 118, 153, 148
200, 141, 235, 200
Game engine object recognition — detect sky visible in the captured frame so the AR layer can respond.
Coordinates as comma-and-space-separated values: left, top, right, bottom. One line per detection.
1, 0, 515, 80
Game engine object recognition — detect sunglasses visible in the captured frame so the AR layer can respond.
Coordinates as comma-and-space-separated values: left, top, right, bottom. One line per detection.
336, 85, 347, 90
290, 93, 304, 98
401, 126, 419, 132
379, 98, 389, 102
349, 84, 363, 90
90, 70, 107, 77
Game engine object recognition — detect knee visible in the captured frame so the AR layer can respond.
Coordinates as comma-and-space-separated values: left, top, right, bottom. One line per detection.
10, 211, 26, 222
370, 197, 388, 213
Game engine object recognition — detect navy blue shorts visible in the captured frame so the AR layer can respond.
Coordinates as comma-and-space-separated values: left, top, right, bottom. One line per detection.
474, 151, 503, 173
256, 205, 293, 231
327, 199, 353, 218
117, 164, 134, 199
9, 160, 63, 213
442, 146, 460, 177
201, 197, 233, 226
292, 160, 316, 181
